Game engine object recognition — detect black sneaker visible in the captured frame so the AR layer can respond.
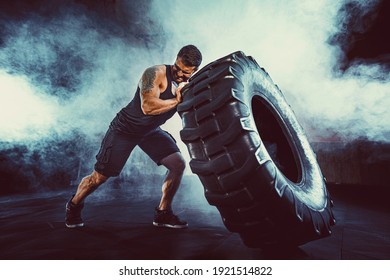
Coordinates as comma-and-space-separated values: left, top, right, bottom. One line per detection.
153, 208, 188, 229
65, 195, 84, 228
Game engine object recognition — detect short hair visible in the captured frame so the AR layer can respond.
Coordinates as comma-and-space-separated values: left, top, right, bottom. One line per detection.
177, 45, 202, 68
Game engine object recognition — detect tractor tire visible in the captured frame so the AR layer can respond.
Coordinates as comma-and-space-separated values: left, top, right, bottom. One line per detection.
178, 51, 335, 248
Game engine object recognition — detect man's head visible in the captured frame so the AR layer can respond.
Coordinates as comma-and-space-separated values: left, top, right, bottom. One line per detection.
172, 45, 202, 84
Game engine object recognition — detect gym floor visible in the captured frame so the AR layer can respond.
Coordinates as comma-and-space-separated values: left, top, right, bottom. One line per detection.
0, 177, 389, 260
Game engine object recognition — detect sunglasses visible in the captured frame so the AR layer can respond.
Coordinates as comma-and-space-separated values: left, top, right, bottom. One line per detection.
174, 63, 195, 75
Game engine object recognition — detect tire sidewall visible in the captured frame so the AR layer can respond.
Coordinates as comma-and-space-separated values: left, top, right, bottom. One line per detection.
239, 64, 328, 211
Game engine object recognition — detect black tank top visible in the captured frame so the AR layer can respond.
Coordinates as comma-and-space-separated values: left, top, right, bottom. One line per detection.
109, 65, 177, 136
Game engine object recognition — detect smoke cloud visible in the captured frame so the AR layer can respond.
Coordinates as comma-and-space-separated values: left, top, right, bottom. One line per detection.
0, 0, 389, 196
156, 0, 389, 144
329, 0, 390, 75
0, 0, 161, 142
0, 0, 171, 195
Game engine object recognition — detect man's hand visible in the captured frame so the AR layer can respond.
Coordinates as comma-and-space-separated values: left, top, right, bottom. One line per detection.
175, 82, 188, 103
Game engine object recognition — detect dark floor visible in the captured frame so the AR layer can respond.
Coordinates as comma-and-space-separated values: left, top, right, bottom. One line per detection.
0, 177, 389, 260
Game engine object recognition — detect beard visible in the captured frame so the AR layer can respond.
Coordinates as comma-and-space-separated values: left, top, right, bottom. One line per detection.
172, 67, 188, 84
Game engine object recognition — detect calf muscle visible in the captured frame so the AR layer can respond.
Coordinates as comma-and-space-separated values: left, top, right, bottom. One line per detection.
72, 171, 108, 205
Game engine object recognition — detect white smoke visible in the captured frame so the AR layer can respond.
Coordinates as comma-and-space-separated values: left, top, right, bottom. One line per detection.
0, 16, 148, 143
0, 3, 174, 195
0, 71, 58, 142
156, 0, 389, 144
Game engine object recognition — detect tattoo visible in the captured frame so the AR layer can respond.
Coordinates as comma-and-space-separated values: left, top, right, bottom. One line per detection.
141, 67, 157, 93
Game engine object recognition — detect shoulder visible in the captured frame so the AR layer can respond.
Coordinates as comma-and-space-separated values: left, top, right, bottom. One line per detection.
142, 65, 166, 81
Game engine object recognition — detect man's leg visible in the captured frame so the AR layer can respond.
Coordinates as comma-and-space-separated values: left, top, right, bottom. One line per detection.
158, 152, 186, 211
65, 170, 108, 228
72, 170, 108, 205
153, 152, 187, 228
66, 128, 136, 228
138, 128, 188, 228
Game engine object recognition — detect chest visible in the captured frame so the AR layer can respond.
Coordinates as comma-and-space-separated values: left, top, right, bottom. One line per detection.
159, 81, 177, 99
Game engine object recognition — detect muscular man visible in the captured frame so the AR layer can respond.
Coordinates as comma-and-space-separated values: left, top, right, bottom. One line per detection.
65, 45, 202, 229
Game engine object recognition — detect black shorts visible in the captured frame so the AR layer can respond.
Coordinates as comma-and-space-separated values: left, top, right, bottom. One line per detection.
94, 127, 180, 177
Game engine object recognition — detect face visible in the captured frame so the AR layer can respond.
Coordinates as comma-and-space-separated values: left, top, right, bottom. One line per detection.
172, 57, 197, 84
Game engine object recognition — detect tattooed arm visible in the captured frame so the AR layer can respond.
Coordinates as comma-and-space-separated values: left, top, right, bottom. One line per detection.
140, 66, 184, 115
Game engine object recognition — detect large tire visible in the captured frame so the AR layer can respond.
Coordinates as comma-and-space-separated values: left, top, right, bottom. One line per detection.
178, 51, 336, 248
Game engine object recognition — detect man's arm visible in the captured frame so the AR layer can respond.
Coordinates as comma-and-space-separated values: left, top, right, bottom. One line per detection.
140, 66, 182, 115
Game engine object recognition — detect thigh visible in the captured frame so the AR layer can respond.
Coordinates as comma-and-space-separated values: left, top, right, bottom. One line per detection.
138, 128, 180, 166
94, 129, 139, 177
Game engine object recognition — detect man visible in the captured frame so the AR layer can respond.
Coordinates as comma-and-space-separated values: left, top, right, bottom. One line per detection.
65, 45, 202, 229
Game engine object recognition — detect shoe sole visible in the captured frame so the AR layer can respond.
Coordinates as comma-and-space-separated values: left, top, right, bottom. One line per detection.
153, 222, 188, 229
65, 200, 84, 228
65, 222, 85, 228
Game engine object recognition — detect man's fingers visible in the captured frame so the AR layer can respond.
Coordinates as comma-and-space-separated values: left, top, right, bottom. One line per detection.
176, 90, 182, 102
178, 82, 188, 90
